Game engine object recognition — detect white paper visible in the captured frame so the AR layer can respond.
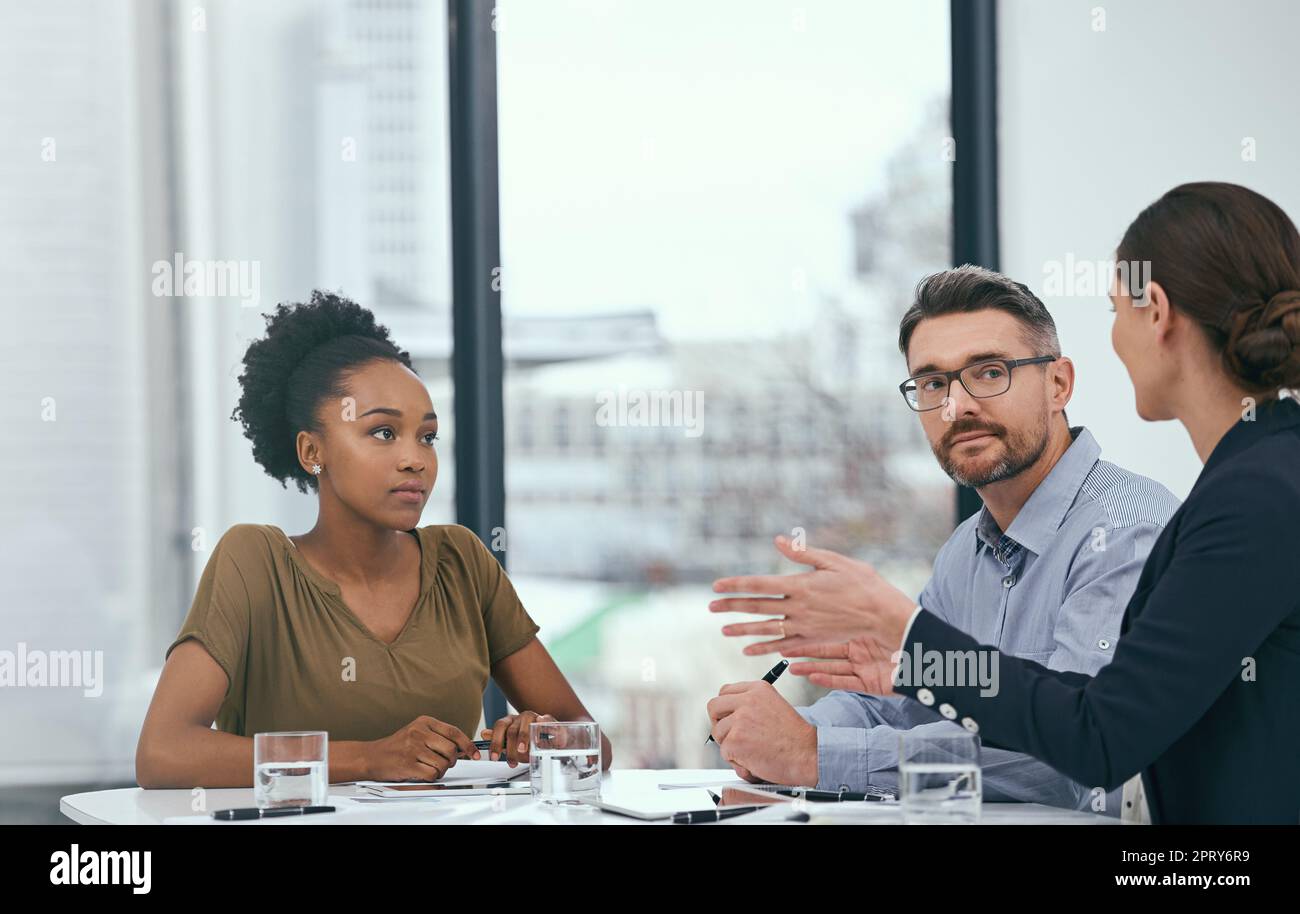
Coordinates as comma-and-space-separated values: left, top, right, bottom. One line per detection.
655, 773, 745, 790
358, 759, 529, 787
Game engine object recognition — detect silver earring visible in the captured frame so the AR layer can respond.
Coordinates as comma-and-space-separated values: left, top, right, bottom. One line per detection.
311, 464, 322, 475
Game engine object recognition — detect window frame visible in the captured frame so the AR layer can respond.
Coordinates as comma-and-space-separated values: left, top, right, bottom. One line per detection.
445, 0, 997, 722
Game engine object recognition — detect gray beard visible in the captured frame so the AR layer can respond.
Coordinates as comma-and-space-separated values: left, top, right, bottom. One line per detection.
937, 415, 1051, 489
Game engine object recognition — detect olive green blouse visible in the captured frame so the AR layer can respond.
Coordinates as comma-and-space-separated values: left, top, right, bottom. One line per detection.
165, 523, 540, 742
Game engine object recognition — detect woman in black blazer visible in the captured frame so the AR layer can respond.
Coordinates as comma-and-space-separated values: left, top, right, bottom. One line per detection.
777, 182, 1300, 824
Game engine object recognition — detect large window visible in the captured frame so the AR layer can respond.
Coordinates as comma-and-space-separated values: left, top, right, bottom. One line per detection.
174, 0, 458, 544
496, 0, 954, 768
0, 0, 457, 786
3, 0, 963, 798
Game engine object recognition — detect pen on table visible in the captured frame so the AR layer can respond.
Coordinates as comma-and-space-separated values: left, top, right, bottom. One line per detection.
703, 790, 812, 823
212, 805, 336, 820
748, 784, 894, 802
706, 659, 789, 745
672, 805, 766, 824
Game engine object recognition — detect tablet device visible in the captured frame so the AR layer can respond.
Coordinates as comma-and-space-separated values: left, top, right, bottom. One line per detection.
714, 784, 797, 807
581, 800, 678, 820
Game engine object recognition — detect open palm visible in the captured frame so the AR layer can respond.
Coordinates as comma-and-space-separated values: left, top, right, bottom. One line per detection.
784, 635, 899, 696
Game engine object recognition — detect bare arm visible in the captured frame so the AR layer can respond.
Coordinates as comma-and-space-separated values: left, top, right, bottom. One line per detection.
489, 637, 614, 770
134, 639, 373, 788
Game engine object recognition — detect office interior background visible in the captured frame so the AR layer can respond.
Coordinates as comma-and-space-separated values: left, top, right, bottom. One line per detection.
2, 0, 1297, 824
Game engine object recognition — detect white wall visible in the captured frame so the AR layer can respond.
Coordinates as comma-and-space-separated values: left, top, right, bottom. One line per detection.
998, 0, 1300, 498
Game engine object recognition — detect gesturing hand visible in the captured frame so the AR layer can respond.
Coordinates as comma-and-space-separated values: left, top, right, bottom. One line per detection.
784, 635, 902, 696
710, 534, 916, 656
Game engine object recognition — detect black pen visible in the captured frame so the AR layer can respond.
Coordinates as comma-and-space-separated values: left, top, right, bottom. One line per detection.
751, 785, 893, 802
474, 737, 538, 759
706, 659, 789, 745
212, 805, 336, 820
672, 805, 766, 824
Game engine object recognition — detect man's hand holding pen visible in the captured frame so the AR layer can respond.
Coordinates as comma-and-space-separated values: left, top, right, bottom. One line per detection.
705, 680, 820, 787
704, 532, 918, 784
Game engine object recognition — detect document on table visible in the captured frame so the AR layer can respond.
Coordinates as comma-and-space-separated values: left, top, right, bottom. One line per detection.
656, 772, 746, 789
356, 759, 531, 797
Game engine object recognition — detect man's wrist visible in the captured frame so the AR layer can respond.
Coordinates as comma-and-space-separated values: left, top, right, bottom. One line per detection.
795, 719, 820, 786
809, 724, 870, 791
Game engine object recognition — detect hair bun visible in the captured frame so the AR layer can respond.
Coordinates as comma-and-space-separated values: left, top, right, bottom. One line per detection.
231, 290, 412, 493
1224, 290, 1300, 390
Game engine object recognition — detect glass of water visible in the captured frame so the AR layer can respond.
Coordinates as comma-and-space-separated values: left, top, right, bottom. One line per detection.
899, 729, 981, 824
529, 721, 601, 805
254, 730, 329, 809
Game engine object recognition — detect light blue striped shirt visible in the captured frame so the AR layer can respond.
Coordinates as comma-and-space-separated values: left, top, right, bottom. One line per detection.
794, 426, 1181, 813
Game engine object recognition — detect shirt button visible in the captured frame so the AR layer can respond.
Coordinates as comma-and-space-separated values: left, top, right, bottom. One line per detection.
938, 703, 957, 720
916, 688, 935, 706
1098, 638, 1111, 650
1002, 575, 1016, 588
961, 717, 980, 734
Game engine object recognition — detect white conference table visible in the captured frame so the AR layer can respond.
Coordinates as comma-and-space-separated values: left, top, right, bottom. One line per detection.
61, 769, 1117, 825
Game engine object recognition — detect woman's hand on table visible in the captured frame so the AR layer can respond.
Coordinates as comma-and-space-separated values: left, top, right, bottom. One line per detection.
482, 711, 558, 767
366, 715, 479, 781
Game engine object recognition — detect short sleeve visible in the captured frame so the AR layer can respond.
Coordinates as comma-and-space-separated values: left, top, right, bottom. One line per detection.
454, 527, 541, 665
164, 525, 258, 697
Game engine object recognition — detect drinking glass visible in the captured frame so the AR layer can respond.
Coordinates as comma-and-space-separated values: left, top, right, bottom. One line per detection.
254, 730, 329, 809
899, 729, 981, 823
529, 721, 601, 805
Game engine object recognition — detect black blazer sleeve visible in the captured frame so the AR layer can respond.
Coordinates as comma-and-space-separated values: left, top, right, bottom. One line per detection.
893, 467, 1300, 792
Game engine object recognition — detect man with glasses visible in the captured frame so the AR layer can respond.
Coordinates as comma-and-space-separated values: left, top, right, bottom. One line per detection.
705, 265, 1180, 813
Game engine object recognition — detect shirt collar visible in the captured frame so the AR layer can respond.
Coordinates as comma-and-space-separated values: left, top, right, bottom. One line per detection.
973, 426, 1102, 557
1202, 395, 1300, 477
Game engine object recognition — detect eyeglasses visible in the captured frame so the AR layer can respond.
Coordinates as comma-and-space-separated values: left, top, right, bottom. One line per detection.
899, 356, 1057, 412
